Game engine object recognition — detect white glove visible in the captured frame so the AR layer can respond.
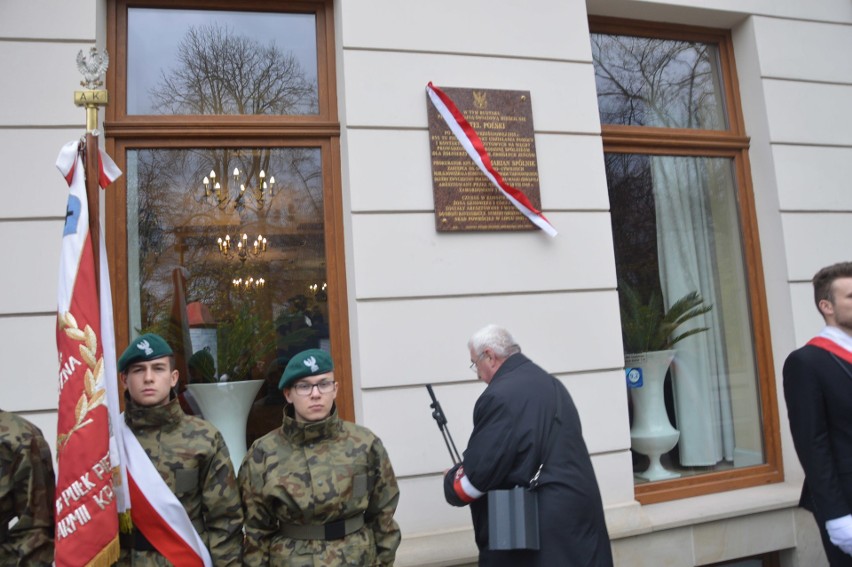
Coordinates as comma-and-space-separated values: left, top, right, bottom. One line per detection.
826, 514, 852, 556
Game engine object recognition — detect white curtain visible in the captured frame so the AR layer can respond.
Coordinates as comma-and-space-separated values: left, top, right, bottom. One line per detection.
650, 156, 734, 466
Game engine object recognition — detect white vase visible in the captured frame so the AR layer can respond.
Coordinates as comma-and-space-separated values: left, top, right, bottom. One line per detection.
626, 350, 681, 481
186, 379, 264, 472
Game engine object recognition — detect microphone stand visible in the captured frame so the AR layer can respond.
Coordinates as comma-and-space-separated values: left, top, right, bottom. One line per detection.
426, 384, 462, 465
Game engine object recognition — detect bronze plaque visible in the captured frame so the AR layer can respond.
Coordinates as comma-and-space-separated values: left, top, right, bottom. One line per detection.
427, 87, 542, 232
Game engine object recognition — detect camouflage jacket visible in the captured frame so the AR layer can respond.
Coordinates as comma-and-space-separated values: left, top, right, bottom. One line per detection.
117, 396, 243, 566
0, 410, 55, 566
239, 405, 401, 566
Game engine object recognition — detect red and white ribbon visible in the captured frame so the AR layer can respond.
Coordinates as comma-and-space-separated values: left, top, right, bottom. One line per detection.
426, 82, 557, 237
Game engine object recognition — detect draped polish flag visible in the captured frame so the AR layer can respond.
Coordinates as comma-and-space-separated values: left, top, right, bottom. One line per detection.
55, 140, 124, 567
121, 419, 213, 567
426, 82, 558, 237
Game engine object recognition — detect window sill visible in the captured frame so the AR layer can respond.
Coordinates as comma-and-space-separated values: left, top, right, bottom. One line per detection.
606, 481, 802, 539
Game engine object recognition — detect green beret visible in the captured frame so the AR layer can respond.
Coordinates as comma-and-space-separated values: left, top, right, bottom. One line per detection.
279, 348, 333, 390
118, 333, 174, 373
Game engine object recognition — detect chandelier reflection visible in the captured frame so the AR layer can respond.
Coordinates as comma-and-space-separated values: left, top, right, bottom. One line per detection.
308, 281, 328, 302
232, 276, 266, 291
308, 282, 327, 295
217, 233, 268, 263
202, 167, 275, 210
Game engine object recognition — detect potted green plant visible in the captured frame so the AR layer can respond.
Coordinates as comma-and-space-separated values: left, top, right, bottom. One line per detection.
213, 302, 276, 383
186, 302, 275, 471
619, 281, 712, 354
618, 280, 712, 481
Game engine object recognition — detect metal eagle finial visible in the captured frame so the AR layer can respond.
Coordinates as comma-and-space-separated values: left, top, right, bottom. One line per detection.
76, 47, 109, 90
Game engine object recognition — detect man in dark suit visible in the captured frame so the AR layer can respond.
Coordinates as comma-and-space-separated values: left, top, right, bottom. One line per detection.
784, 261, 852, 565
443, 324, 612, 566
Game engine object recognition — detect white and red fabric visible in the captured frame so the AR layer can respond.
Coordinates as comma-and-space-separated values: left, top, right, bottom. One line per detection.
452, 465, 484, 503
55, 140, 123, 567
426, 82, 557, 237
808, 326, 852, 365
120, 420, 213, 567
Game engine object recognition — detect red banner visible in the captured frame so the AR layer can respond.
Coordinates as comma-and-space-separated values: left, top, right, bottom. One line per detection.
55, 141, 122, 567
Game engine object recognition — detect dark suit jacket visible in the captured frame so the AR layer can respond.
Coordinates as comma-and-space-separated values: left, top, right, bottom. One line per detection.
783, 343, 852, 524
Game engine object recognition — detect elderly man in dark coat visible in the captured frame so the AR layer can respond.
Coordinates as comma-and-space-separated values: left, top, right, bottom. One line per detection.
444, 324, 613, 566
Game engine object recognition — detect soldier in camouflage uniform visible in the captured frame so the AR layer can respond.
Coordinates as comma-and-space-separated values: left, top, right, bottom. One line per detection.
0, 410, 55, 566
117, 333, 243, 566
239, 348, 401, 566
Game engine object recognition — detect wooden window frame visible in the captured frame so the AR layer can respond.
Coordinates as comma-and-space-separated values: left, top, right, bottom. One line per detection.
104, 0, 354, 421
590, 16, 783, 504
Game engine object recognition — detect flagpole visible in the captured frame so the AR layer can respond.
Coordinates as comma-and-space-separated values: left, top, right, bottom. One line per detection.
74, 48, 110, 294
85, 131, 100, 292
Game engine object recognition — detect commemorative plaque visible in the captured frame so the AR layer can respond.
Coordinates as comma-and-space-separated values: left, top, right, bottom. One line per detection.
427, 86, 542, 232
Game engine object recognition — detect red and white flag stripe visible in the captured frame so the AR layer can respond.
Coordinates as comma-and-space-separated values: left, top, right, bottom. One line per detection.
120, 421, 213, 567
426, 82, 557, 237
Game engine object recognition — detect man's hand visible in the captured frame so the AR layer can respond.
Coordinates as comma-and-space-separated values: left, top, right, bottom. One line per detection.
827, 514, 852, 556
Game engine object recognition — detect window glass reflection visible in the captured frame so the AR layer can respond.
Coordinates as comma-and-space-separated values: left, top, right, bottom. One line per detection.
591, 34, 728, 129
128, 8, 319, 115
126, 147, 328, 443
605, 152, 765, 481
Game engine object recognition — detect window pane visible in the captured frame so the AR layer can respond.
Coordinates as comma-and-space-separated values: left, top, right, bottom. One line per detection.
591, 34, 728, 129
126, 146, 328, 443
127, 8, 319, 115
606, 153, 765, 481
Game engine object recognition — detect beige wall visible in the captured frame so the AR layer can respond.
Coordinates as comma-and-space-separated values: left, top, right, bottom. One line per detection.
0, 0, 103, 461
335, 0, 636, 543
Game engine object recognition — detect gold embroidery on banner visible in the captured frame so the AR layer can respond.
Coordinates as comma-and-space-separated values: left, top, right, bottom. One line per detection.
57, 310, 107, 451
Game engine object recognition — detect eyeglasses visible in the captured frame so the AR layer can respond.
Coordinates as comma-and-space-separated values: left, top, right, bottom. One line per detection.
469, 352, 486, 372
292, 379, 336, 397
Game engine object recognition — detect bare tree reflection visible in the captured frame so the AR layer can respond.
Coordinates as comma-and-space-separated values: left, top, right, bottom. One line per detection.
591, 34, 726, 129
592, 33, 728, 299
149, 23, 318, 115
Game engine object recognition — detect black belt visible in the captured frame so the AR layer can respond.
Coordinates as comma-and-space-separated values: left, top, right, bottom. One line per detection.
280, 514, 365, 540
119, 529, 157, 551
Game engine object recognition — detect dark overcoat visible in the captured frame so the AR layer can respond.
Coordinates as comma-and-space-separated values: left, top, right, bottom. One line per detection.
445, 353, 613, 566
784, 344, 852, 521
784, 343, 852, 565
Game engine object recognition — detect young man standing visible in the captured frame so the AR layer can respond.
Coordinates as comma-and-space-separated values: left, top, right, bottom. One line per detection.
239, 348, 400, 566
784, 262, 852, 566
117, 332, 243, 565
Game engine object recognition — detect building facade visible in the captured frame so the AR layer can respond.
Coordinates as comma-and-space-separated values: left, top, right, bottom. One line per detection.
2, 0, 851, 565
